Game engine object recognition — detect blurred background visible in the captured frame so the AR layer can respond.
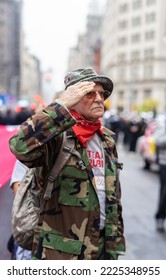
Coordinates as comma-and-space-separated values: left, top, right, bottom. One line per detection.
0, 0, 166, 260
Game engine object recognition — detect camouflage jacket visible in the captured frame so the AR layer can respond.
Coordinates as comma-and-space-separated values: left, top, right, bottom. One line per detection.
9, 102, 125, 260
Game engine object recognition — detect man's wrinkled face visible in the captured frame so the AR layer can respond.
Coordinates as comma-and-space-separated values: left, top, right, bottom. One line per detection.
73, 83, 105, 122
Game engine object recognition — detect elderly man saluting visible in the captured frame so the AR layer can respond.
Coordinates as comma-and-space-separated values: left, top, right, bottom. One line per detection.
9, 67, 125, 260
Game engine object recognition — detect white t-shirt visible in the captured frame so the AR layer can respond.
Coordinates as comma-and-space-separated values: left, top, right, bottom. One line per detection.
86, 133, 105, 229
9, 159, 28, 188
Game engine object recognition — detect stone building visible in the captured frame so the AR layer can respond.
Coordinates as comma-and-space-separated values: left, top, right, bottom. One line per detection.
101, 0, 166, 113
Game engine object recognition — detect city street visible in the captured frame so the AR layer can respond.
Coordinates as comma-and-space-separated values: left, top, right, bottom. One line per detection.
0, 143, 166, 260
0, 181, 13, 260
118, 143, 166, 260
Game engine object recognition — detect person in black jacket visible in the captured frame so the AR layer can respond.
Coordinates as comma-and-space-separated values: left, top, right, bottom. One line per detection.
14, 100, 32, 125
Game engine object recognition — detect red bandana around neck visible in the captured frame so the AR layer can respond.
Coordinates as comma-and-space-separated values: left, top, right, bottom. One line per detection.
70, 109, 103, 147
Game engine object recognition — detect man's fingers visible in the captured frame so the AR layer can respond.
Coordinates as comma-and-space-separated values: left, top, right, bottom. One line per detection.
71, 81, 95, 90
58, 81, 96, 108
71, 81, 95, 96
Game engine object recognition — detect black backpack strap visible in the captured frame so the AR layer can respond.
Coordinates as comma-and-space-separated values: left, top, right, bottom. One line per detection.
43, 135, 75, 200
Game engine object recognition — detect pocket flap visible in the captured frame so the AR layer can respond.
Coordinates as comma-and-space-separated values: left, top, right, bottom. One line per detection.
43, 233, 83, 255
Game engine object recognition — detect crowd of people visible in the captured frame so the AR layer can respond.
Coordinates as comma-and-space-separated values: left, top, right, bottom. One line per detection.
103, 110, 147, 151
104, 109, 166, 234
0, 102, 33, 125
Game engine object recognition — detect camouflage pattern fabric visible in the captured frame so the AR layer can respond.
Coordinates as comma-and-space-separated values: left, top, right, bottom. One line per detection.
12, 167, 41, 250
9, 102, 125, 260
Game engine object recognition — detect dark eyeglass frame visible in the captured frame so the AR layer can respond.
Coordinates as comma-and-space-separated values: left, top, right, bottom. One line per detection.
86, 90, 110, 100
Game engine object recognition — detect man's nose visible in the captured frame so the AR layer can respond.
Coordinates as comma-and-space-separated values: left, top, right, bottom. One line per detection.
94, 92, 103, 101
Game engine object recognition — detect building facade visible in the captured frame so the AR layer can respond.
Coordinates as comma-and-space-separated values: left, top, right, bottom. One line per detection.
0, 0, 22, 98
101, 0, 166, 113
20, 46, 41, 101
0, 0, 42, 105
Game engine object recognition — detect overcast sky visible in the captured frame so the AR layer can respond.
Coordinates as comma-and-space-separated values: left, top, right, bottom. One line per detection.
23, 0, 92, 91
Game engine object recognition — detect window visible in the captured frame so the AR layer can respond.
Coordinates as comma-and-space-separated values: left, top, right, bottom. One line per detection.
146, 13, 156, 23
131, 67, 139, 80
119, 3, 128, 13
144, 48, 154, 58
118, 20, 128, 29
146, 0, 156, 6
144, 65, 153, 78
131, 34, 141, 43
145, 31, 155, 40
131, 51, 140, 60
118, 36, 128, 45
144, 89, 151, 99
118, 53, 127, 62
131, 90, 138, 101
118, 67, 126, 80
118, 91, 124, 99
132, 0, 142, 9
132, 17, 141, 26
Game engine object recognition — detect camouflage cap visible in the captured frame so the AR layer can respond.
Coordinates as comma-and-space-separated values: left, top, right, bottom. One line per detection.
64, 67, 114, 100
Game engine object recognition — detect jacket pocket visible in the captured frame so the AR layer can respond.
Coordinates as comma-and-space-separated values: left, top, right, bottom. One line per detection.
42, 232, 83, 255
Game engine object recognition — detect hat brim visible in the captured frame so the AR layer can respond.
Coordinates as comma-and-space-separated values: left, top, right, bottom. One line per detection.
83, 76, 113, 100
65, 74, 114, 100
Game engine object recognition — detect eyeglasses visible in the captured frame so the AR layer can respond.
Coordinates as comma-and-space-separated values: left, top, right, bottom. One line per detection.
86, 90, 110, 100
